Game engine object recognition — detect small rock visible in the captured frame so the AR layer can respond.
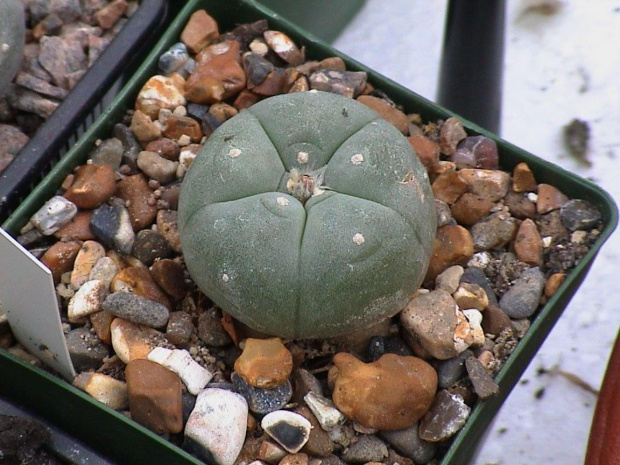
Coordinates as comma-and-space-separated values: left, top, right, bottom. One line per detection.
252, 68, 290, 97
341, 435, 388, 464
132, 229, 173, 266
197, 307, 231, 347
184, 388, 248, 465
14, 72, 68, 100
90, 203, 135, 255
89, 310, 115, 345
291, 368, 323, 405
110, 318, 162, 363
435, 265, 464, 294
146, 137, 181, 161
31, 195, 78, 235
231, 371, 292, 415
165, 311, 194, 345
125, 359, 183, 434
327, 423, 356, 448
309, 70, 367, 98
38, 36, 87, 89
280, 454, 310, 465
111, 266, 171, 309
234, 337, 293, 389
116, 173, 158, 231
65, 327, 110, 372
450, 193, 494, 226
544, 272, 566, 298
465, 356, 499, 399
135, 74, 186, 120
408, 134, 440, 172
471, 211, 518, 251
499, 267, 546, 318
159, 42, 190, 75
6, 87, 59, 119
560, 199, 602, 231
244, 53, 275, 88
303, 391, 345, 431
157, 209, 181, 252
70, 240, 106, 289
380, 422, 437, 463
90, 137, 124, 169
180, 10, 219, 54
452, 282, 488, 311
162, 114, 203, 143
357, 95, 408, 134
148, 347, 213, 395
514, 218, 543, 266
439, 117, 467, 156
259, 441, 288, 465
537, 210, 570, 243
63, 164, 116, 209
295, 406, 334, 457
53, 211, 95, 241
137, 150, 179, 185
151, 259, 187, 299
504, 191, 537, 219
263, 30, 303, 65
73, 372, 128, 410
481, 305, 513, 337
451, 135, 499, 169
102, 291, 169, 329
512, 162, 538, 192
537, 183, 569, 214
460, 267, 499, 307
113, 123, 141, 168
459, 168, 510, 202
425, 225, 474, 282
262, 410, 312, 454
329, 353, 437, 431
40, 240, 82, 283
431, 171, 468, 205
435, 199, 452, 227
435, 350, 473, 389
94, 0, 127, 29
67, 279, 108, 322
419, 390, 471, 442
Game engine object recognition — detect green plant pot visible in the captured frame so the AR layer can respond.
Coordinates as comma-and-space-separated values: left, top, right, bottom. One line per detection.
0, 0, 617, 464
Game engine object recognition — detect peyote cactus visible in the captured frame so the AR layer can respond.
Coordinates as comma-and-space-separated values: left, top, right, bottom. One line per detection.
178, 91, 436, 339
0, 0, 25, 94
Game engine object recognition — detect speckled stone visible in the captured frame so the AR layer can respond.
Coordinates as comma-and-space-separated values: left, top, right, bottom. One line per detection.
31, 195, 78, 235
451, 135, 499, 170
512, 162, 538, 192
471, 211, 518, 252
435, 265, 464, 294
135, 74, 186, 120
40, 240, 82, 283
159, 42, 190, 75
156, 209, 181, 252
89, 137, 124, 169
537, 183, 569, 214
231, 371, 292, 415
137, 150, 179, 185
450, 193, 494, 226
308, 69, 367, 99
380, 422, 437, 463
131, 229, 173, 266
110, 318, 162, 364
67, 279, 108, 323
465, 356, 499, 399
111, 266, 171, 310
419, 390, 471, 442
341, 435, 388, 464
165, 311, 194, 345
102, 291, 169, 329
499, 267, 546, 319
438, 117, 467, 156
431, 171, 468, 205
70, 240, 106, 290
197, 307, 232, 347
560, 199, 602, 231
65, 327, 110, 372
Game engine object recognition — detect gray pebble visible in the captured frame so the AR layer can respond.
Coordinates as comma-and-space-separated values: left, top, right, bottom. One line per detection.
419, 390, 471, 442
231, 372, 292, 415
6, 87, 58, 119
436, 349, 473, 389
30, 195, 77, 235
560, 199, 602, 231
137, 151, 178, 185
243, 53, 274, 87
113, 123, 141, 169
65, 327, 110, 372
158, 42, 189, 76
380, 422, 437, 464
197, 307, 232, 347
341, 435, 388, 463
471, 211, 518, 251
90, 137, 123, 169
499, 267, 545, 319
90, 203, 135, 255
132, 229, 172, 266
465, 356, 499, 399
102, 291, 170, 328
435, 199, 453, 227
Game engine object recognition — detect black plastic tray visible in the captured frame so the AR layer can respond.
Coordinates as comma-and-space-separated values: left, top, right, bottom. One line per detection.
0, 0, 169, 224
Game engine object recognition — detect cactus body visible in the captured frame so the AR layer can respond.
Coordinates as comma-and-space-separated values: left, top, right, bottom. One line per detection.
0, 0, 25, 94
179, 91, 436, 339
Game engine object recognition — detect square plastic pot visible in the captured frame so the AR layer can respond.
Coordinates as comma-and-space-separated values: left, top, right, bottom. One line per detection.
0, 0, 170, 224
1, 0, 617, 463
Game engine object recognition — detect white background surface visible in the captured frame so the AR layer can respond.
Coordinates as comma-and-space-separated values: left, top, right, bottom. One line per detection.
334, 1, 620, 464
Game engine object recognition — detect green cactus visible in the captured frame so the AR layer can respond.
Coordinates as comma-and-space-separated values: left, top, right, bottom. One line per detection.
179, 91, 436, 339
0, 0, 25, 94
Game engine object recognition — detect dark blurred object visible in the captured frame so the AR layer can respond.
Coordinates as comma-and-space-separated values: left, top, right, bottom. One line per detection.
437, 0, 506, 134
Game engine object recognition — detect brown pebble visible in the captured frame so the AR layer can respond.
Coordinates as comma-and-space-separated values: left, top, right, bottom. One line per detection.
512, 162, 538, 193
233, 89, 262, 110
54, 211, 95, 241
439, 117, 467, 156
432, 171, 468, 205
162, 115, 203, 143
452, 283, 489, 311
328, 353, 437, 431
264, 30, 304, 65
295, 406, 334, 457
94, 0, 127, 29
116, 173, 158, 231
504, 191, 537, 219
537, 183, 569, 214
459, 168, 510, 202
157, 209, 181, 252
150, 259, 187, 299
280, 453, 309, 465
90, 310, 115, 345
234, 337, 293, 389
165, 311, 194, 346
40, 240, 82, 283
125, 359, 183, 434
481, 306, 513, 337
111, 266, 172, 310
289, 76, 309, 93
450, 193, 494, 226
130, 109, 161, 144
180, 9, 219, 54
513, 218, 543, 267
258, 440, 287, 465
252, 68, 289, 96
135, 74, 186, 121
425, 225, 474, 283
63, 164, 116, 209
357, 95, 409, 134
209, 103, 238, 123
408, 134, 440, 172
545, 272, 566, 298
145, 138, 181, 161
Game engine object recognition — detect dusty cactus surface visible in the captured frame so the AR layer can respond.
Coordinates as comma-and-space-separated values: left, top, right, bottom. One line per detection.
178, 91, 436, 339
0, 0, 25, 94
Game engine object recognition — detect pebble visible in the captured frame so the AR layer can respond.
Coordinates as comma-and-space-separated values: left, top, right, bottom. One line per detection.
356, 95, 409, 134
63, 163, 116, 209
258, 441, 288, 465
137, 150, 179, 184
146, 137, 181, 161
471, 211, 518, 251
90, 203, 135, 255
459, 168, 510, 202
180, 10, 219, 54
116, 173, 158, 231
408, 134, 440, 172
89, 137, 124, 169
125, 359, 184, 434
537, 209, 570, 242
102, 291, 170, 329
129, 112, 162, 147
231, 371, 292, 414
450, 193, 494, 226
435, 350, 473, 389
499, 267, 546, 319
438, 117, 467, 156
40, 240, 81, 283
148, 347, 213, 395
165, 311, 194, 345
162, 114, 203, 143
400, 289, 471, 360
465, 356, 499, 399
425, 224, 474, 283
435, 265, 464, 294
113, 123, 141, 168
537, 183, 569, 214
244, 53, 275, 88
159, 42, 190, 75
263, 30, 303, 65
431, 171, 468, 205
94, 0, 128, 29
435, 199, 453, 227
151, 259, 187, 299
512, 162, 538, 192
303, 391, 345, 431
329, 353, 437, 430
38, 36, 87, 89
295, 406, 335, 457
156, 209, 181, 252
65, 326, 110, 372
308, 69, 367, 99
110, 318, 161, 363
560, 199, 602, 231
111, 266, 171, 309
380, 422, 437, 463
262, 410, 312, 454
419, 390, 471, 442
341, 435, 388, 464
30, 195, 78, 235
0, 124, 28, 170
6, 87, 59, 119
514, 218, 544, 266
291, 368, 323, 405
280, 454, 309, 465
460, 267, 499, 307
451, 135, 499, 170
544, 272, 566, 298
15, 72, 68, 100
53, 211, 95, 242
72, 372, 128, 410
481, 305, 513, 338
197, 306, 232, 347
70, 240, 106, 289
135, 74, 186, 120
132, 229, 172, 266
234, 337, 293, 389
67, 279, 108, 322
89, 310, 115, 345
184, 388, 248, 465
452, 282, 488, 311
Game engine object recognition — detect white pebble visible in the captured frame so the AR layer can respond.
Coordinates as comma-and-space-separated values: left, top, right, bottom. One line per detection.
67, 279, 108, 323
178, 134, 191, 146
30, 195, 78, 235
527, 192, 538, 202
350, 153, 364, 165
542, 236, 553, 247
262, 410, 311, 453
304, 391, 345, 431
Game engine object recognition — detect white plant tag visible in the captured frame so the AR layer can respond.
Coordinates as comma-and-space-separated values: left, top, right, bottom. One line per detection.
0, 228, 76, 381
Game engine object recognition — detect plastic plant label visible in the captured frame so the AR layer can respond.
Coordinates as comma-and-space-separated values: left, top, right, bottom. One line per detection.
0, 228, 76, 381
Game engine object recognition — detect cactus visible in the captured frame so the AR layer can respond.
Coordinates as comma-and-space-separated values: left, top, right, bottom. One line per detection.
0, 0, 25, 94
178, 91, 436, 339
